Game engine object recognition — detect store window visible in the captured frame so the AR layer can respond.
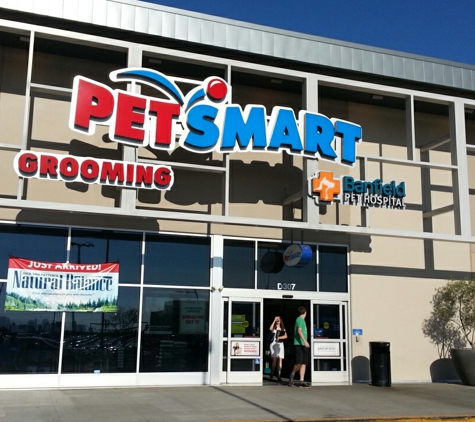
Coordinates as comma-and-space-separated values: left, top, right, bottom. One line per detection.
61, 286, 140, 374
318, 246, 348, 292
144, 235, 210, 287
140, 288, 209, 372
70, 230, 142, 284
0, 30, 28, 148
0, 284, 60, 374
257, 243, 317, 291
0, 225, 68, 279
32, 37, 126, 88
223, 239, 255, 289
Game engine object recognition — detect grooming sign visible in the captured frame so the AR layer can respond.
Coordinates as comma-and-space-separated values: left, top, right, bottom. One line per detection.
13, 68, 363, 191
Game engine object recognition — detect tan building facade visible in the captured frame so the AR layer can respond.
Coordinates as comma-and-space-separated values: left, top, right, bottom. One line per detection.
0, 0, 473, 389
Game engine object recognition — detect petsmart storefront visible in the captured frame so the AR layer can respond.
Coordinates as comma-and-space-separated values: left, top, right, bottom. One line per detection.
0, 0, 474, 389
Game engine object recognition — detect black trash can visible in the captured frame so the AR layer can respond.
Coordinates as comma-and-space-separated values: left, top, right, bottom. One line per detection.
369, 342, 391, 387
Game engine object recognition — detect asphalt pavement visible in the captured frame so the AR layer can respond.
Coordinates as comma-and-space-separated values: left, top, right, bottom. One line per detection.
0, 382, 474, 422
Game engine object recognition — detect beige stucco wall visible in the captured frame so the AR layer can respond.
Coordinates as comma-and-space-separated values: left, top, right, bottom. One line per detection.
351, 274, 446, 381
350, 235, 472, 382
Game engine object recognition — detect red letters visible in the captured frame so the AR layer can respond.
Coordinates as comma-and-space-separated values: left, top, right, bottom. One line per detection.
70, 77, 182, 149
80, 159, 100, 182
39, 155, 59, 178
16, 152, 38, 176
114, 91, 146, 144
72, 77, 114, 132
13, 152, 174, 190
149, 100, 181, 147
59, 157, 78, 179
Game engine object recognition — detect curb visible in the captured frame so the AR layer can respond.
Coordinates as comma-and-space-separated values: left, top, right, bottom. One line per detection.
217, 417, 475, 422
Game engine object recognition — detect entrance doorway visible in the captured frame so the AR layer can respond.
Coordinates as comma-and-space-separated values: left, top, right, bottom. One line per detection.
263, 298, 349, 385
263, 298, 310, 383
221, 296, 349, 385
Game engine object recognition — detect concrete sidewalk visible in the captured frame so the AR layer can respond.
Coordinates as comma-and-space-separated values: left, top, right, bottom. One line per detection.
0, 382, 474, 422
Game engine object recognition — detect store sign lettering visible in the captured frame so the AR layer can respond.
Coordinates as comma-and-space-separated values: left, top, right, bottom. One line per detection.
310, 171, 406, 210
70, 68, 362, 166
277, 283, 296, 290
13, 68, 363, 192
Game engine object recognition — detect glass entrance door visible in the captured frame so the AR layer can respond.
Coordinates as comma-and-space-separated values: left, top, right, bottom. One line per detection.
311, 301, 349, 383
225, 298, 263, 384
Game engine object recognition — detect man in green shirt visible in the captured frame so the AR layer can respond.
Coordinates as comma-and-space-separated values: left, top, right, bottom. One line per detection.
289, 306, 310, 387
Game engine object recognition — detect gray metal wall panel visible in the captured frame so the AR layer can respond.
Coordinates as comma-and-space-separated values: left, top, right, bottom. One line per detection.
351, 48, 363, 72
434, 64, 445, 85
175, 14, 188, 41
121, 4, 136, 31
382, 54, 394, 77
106, 1, 121, 28
329, 44, 342, 68
47, 0, 63, 18
443, 64, 454, 87
188, 17, 201, 44
394, 56, 404, 77
134, 5, 149, 34
362, 50, 373, 73
453, 67, 463, 89
297, 38, 309, 63
237, 27, 250, 51
225, 24, 239, 51
414, 60, 424, 83
92, 0, 108, 26
262, 31, 273, 57
373, 52, 383, 75
148, 9, 163, 36
78, 0, 94, 23
462, 68, 473, 91
201, 19, 214, 46
2, 0, 475, 93
63, 0, 78, 21
319, 42, 331, 66
214, 22, 227, 48
403, 58, 415, 80
423, 61, 434, 84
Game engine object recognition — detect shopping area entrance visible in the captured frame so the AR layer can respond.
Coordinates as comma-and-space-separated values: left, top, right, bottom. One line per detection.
221, 296, 349, 385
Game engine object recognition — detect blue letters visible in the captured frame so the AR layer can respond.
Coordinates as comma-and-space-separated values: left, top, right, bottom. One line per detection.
302, 112, 337, 160
182, 104, 219, 152
221, 106, 267, 150
335, 120, 362, 165
268, 108, 303, 153
180, 103, 362, 166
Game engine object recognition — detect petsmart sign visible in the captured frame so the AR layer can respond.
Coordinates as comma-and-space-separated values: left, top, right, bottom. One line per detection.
13, 68, 363, 191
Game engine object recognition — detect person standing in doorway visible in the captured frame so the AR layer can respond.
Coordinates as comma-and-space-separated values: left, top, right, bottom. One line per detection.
289, 306, 310, 388
269, 316, 287, 382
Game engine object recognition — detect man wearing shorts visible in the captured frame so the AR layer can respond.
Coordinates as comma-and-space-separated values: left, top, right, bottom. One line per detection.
289, 306, 310, 388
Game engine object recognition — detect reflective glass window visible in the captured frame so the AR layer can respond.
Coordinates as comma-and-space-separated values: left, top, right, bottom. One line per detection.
0, 31, 28, 148
0, 285, 61, 374
313, 304, 341, 339
140, 288, 209, 372
32, 37, 126, 88
61, 286, 140, 374
223, 239, 255, 289
319, 246, 348, 292
0, 225, 68, 279
144, 235, 210, 287
257, 243, 316, 291
70, 230, 142, 284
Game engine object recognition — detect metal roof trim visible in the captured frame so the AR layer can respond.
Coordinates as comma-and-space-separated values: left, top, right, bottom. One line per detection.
1, 0, 475, 91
